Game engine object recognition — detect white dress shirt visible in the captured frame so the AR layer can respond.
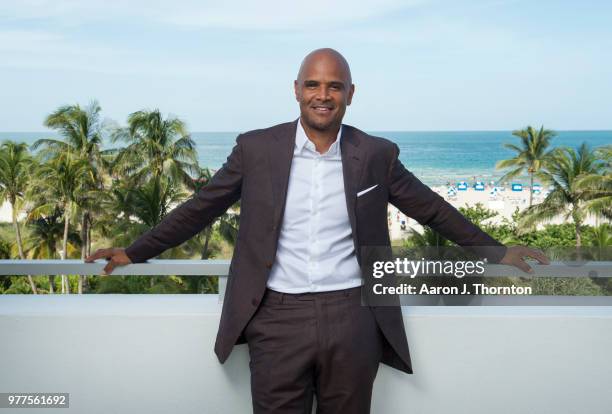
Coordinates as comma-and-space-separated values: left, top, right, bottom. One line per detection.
266, 119, 363, 293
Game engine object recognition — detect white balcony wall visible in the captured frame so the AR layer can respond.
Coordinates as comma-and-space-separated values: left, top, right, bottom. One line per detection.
1, 294, 611, 414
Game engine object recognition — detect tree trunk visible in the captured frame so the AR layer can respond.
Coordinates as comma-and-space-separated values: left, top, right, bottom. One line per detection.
11, 201, 37, 294
62, 209, 70, 294
87, 224, 92, 256
83, 221, 92, 291
79, 212, 89, 294
572, 207, 582, 248
529, 172, 534, 207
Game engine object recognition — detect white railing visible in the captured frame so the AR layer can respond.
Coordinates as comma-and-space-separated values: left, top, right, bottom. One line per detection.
1, 260, 612, 413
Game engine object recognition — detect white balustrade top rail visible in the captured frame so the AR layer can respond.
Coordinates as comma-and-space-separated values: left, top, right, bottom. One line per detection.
0, 259, 611, 277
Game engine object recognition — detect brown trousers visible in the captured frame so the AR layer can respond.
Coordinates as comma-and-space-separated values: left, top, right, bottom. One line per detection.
243, 286, 383, 414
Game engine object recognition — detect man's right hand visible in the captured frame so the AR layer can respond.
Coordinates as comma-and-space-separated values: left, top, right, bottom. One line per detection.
85, 248, 132, 275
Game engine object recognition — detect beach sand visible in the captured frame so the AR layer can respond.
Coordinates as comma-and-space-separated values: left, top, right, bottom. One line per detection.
389, 185, 605, 240
0, 201, 26, 224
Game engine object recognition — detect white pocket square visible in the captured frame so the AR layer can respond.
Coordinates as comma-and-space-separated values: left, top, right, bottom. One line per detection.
357, 184, 378, 197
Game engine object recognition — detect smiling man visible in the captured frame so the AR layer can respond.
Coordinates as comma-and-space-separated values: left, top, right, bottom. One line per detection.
86, 48, 548, 414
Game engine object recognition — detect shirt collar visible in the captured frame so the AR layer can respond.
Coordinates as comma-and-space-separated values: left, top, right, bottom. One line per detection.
296, 118, 343, 156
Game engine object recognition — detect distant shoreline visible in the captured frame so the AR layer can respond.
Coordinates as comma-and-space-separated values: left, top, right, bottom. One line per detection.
2, 130, 610, 186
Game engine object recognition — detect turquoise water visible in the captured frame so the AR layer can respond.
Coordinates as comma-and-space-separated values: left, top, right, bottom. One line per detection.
2, 130, 610, 186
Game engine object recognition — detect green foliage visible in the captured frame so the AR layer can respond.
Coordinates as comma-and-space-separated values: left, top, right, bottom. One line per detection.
531, 277, 603, 296
403, 204, 612, 296
110, 109, 198, 188
0, 237, 11, 259
496, 125, 555, 180
1, 276, 33, 294
458, 203, 498, 229
518, 143, 606, 247
496, 125, 555, 206
91, 274, 217, 294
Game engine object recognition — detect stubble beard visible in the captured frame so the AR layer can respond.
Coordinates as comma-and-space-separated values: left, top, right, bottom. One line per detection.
301, 109, 343, 134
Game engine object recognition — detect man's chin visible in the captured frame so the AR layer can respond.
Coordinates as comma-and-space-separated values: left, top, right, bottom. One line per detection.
302, 117, 339, 132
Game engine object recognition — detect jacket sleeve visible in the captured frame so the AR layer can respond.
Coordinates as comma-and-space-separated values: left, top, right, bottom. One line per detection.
124, 135, 244, 263
387, 143, 507, 263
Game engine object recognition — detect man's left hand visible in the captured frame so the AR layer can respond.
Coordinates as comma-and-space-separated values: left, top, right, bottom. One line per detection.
500, 246, 550, 273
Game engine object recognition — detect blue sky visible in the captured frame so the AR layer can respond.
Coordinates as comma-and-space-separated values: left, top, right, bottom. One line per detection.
1, 0, 611, 132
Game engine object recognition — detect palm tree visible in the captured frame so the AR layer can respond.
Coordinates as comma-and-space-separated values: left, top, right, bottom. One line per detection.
34, 101, 104, 160
0, 141, 37, 293
28, 153, 91, 293
33, 101, 107, 292
496, 125, 556, 206
519, 143, 605, 247
93, 179, 147, 247
22, 210, 80, 293
130, 175, 188, 228
590, 224, 611, 248
111, 109, 198, 189
575, 145, 612, 220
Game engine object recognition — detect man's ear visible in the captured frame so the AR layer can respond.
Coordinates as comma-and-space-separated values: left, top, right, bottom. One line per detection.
294, 80, 300, 102
347, 84, 355, 106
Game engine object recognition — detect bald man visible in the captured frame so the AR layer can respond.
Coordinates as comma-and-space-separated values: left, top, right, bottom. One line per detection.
87, 48, 547, 414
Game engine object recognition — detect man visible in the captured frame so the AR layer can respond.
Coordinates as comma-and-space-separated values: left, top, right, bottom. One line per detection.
86, 48, 549, 413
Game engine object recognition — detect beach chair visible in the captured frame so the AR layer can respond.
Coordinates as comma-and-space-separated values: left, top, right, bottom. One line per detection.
488, 188, 498, 200
532, 183, 542, 194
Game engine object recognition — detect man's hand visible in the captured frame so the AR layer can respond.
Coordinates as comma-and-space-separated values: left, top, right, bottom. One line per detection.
499, 246, 550, 273
85, 248, 132, 275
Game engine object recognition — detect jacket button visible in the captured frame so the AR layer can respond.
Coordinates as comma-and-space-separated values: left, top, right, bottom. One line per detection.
265, 262, 272, 269
251, 298, 259, 306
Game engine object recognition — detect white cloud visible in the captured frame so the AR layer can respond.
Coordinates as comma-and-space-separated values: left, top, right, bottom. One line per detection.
0, 28, 251, 78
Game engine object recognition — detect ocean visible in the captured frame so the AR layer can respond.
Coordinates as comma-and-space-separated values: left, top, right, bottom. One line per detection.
1, 130, 610, 186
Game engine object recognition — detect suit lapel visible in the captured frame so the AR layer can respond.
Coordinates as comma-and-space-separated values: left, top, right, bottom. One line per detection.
268, 120, 298, 229
340, 125, 365, 247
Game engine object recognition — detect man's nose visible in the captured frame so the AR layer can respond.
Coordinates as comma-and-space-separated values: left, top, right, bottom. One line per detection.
315, 85, 331, 100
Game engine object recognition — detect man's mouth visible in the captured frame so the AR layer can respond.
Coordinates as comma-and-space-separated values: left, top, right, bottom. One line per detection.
312, 105, 333, 114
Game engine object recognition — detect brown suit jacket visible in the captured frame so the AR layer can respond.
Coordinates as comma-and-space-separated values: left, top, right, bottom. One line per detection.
125, 120, 506, 374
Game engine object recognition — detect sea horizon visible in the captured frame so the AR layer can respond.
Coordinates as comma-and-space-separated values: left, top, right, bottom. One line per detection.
2, 129, 610, 186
